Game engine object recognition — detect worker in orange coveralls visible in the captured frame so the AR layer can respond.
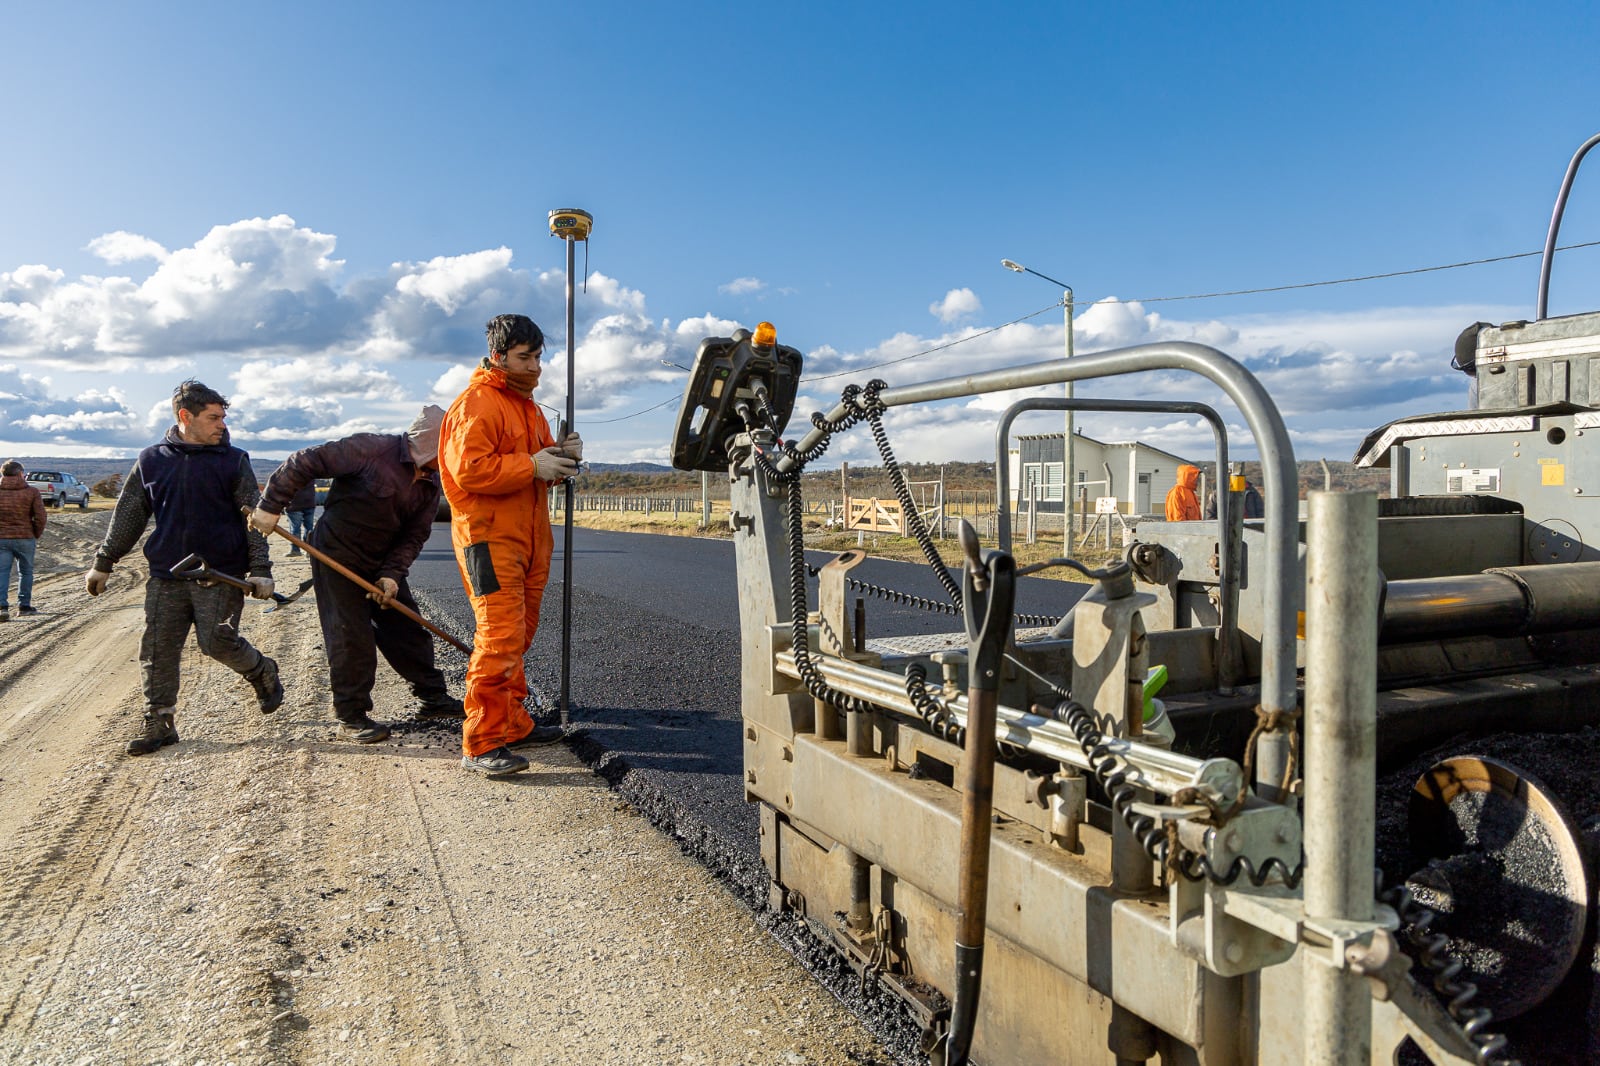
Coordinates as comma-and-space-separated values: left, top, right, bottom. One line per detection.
440, 313, 583, 778
1164, 463, 1202, 522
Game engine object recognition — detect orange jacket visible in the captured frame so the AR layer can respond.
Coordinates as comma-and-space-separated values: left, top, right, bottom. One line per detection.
1165, 464, 1202, 522
439, 364, 557, 552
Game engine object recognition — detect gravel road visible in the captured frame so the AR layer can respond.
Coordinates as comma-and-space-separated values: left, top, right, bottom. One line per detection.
0, 511, 896, 1065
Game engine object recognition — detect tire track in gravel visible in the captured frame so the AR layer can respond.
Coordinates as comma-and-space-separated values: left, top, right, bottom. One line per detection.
0, 766, 156, 1059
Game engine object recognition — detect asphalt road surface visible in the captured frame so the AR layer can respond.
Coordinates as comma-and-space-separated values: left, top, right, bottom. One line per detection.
407, 523, 1087, 871
405, 523, 1088, 1058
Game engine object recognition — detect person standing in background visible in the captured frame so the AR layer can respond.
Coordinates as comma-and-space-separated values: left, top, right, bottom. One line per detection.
0, 460, 46, 621
284, 479, 317, 555
1164, 463, 1202, 522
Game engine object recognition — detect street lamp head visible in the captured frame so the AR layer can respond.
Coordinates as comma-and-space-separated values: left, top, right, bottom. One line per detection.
1001, 259, 1025, 273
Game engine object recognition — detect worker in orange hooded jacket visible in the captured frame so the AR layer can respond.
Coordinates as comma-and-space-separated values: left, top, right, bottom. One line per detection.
1164, 463, 1202, 522
440, 314, 583, 778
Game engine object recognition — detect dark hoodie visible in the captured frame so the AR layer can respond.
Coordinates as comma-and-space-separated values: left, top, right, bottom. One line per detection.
96, 425, 269, 580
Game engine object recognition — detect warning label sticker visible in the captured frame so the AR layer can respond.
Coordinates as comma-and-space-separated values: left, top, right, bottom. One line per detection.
1445, 468, 1500, 493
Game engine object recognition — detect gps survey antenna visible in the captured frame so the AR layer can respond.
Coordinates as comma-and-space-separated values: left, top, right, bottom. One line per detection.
548, 207, 591, 724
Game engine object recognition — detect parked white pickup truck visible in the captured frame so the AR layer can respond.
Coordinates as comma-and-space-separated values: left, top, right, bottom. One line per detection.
26, 471, 90, 509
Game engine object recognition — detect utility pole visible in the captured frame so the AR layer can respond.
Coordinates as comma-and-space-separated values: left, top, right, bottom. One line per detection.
1063, 287, 1074, 548
1002, 260, 1074, 548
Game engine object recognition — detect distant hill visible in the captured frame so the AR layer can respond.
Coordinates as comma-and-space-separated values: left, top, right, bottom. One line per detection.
587, 461, 675, 474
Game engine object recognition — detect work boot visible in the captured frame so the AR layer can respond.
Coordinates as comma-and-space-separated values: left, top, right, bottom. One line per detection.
508, 725, 564, 750
127, 709, 179, 756
0, 607, 8, 622
18, 604, 37, 615
337, 714, 391, 744
287, 547, 302, 557
460, 746, 529, 777
416, 692, 466, 720
247, 655, 284, 714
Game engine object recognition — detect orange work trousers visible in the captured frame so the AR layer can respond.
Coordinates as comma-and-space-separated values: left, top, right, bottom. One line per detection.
457, 537, 550, 757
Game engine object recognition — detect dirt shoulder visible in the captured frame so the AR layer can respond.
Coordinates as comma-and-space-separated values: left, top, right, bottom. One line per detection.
0, 513, 891, 1065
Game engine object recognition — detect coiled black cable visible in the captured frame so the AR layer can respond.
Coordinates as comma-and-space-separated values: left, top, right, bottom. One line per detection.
1381, 881, 1517, 1066
903, 662, 965, 746
860, 387, 965, 609
1048, 693, 1306, 889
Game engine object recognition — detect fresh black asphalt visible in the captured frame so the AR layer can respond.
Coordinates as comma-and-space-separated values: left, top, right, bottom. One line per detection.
404, 522, 1087, 1062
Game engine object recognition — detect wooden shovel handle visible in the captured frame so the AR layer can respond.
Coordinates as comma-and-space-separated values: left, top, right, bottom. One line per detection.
261, 518, 472, 654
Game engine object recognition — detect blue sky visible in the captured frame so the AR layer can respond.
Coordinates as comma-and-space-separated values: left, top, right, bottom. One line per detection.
3, 1, 1599, 468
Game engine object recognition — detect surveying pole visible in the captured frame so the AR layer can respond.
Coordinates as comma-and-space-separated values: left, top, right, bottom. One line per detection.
549, 207, 592, 722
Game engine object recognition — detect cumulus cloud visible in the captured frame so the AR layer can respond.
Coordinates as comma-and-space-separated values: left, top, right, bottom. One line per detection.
930, 287, 982, 323
0, 215, 1513, 464
87, 231, 170, 264
0, 366, 142, 445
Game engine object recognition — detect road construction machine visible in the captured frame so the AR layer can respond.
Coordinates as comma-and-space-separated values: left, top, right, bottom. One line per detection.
670, 137, 1600, 1065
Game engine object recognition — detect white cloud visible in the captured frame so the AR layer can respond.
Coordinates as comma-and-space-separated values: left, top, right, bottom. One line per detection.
0, 215, 1513, 465
87, 231, 170, 264
430, 364, 476, 405
930, 287, 982, 323
393, 248, 513, 315
719, 277, 765, 296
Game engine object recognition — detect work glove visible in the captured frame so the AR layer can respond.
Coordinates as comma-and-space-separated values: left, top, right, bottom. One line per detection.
246, 576, 275, 600
559, 432, 584, 462
531, 446, 578, 482
84, 567, 110, 597
368, 577, 399, 608
249, 506, 280, 535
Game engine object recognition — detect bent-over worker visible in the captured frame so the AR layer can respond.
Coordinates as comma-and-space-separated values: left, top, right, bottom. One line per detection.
252, 405, 465, 743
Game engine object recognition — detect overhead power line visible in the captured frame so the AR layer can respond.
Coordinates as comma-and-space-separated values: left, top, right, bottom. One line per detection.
1124, 238, 1600, 305
599, 237, 1600, 425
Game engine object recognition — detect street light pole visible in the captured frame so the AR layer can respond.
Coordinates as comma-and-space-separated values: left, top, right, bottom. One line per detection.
1002, 260, 1075, 548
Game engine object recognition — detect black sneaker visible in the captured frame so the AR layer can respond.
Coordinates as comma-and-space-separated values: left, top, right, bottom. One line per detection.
337, 714, 391, 744
460, 746, 529, 777
416, 692, 466, 720
17, 605, 37, 616
0, 608, 8, 622
248, 655, 284, 714
127, 710, 179, 756
507, 724, 564, 749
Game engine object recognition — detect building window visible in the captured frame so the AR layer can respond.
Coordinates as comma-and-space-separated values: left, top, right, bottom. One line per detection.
1045, 462, 1064, 502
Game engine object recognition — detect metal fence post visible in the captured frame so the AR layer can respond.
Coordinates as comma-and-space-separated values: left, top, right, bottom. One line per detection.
1303, 489, 1377, 1066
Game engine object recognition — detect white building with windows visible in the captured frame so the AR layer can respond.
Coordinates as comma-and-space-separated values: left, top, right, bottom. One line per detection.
1010, 431, 1197, 516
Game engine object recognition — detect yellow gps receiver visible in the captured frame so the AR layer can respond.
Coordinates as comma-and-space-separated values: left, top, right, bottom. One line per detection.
548, 208, 593, 240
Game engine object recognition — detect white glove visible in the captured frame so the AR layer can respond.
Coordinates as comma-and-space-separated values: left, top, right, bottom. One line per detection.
531, 447, 578, 482
246, 577, 275, 600
559, 432, 583, 462
85, 568, 110, 597
249, 506, 280, 535
368, 577, 399, 608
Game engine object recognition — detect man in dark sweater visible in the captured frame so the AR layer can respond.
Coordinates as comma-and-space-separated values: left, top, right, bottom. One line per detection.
85, 380, 283, 756
251, 405, 463, 743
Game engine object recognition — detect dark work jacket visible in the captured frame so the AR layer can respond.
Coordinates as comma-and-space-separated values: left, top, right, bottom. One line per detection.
97, 426, 266, 580
261, 433, 439, 582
